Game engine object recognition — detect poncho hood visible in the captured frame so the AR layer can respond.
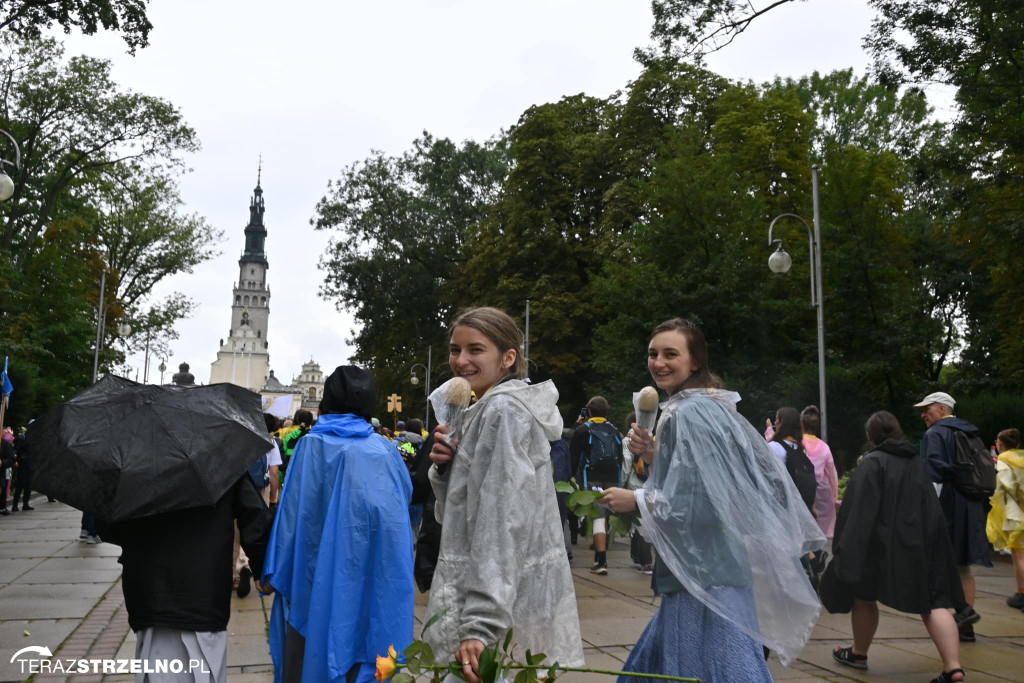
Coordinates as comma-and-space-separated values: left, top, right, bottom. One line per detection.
310, 412, 374, 439
471, 379, 562, 442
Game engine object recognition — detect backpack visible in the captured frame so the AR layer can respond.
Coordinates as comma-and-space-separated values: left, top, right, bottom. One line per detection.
951, 429, 997, 500
781, 440, 817, 511
580, 421, 623, 487
247, 452, 269, 490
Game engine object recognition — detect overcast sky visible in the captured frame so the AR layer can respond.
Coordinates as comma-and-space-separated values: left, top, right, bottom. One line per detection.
60, 0, 876, 387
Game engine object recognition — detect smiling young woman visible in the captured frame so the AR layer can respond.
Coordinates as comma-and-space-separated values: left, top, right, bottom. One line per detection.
425, 307, 583, 683
600, 317, 825, 682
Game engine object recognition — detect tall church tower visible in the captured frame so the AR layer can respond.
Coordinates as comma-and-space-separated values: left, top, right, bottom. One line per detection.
209, 168, 272, 390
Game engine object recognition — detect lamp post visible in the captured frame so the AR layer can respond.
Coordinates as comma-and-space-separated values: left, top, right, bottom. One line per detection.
409, 346, 432, 427
766, 165, 827, 440
158, 360, 167, 385
92, 270, 107, 382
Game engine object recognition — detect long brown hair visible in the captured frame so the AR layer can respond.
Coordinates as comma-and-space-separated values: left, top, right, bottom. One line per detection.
450, 307, 527, 379
650, 318, 722, 390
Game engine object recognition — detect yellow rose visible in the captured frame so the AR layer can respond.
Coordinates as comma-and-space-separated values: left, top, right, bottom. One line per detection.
375, 645, 398, 681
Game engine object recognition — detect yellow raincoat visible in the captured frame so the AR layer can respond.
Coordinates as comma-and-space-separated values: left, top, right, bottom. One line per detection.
987, 448, 1024, 550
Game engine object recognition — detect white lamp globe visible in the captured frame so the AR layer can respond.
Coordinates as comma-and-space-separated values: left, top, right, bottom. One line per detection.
0, 171, 14, 202
768, 247, 792, 274
410, 374, 420, 385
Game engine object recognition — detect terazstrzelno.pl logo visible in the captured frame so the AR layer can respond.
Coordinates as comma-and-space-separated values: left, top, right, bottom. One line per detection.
10, 645, 212, 675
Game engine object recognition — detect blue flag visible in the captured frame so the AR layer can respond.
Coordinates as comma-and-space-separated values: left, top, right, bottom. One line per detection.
2, 356, 12, 397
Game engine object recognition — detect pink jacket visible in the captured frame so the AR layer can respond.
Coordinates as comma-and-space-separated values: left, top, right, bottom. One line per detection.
764, 428, 839, 538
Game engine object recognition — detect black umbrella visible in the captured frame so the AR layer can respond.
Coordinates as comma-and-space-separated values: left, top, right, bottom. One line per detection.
30, 375, 272, 522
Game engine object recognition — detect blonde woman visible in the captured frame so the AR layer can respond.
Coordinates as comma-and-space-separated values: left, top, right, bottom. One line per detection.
427, 307, 583, 683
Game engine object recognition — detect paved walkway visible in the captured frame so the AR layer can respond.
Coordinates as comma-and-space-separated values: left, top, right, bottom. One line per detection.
2, 501, 1022, 682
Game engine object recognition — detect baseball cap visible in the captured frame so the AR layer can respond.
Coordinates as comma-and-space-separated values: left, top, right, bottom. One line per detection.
913, 392, 955, 409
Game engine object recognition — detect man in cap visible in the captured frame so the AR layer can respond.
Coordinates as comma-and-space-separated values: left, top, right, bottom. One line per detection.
917, 391, 990, 642
260, 366, 414, 683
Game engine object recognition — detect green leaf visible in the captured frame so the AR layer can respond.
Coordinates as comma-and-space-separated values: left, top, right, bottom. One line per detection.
404, 640, 434, 664
554, 480, 575, 494
514, 670, 531, 683
421, 610, 445, 636
392, 674, 415, 683
477, 647, 499, 683
567, 490, 599, 509
447, 661, 467, 680
527, 651, 547, 666
547, 662, 560, 680
503, 628, 514, 653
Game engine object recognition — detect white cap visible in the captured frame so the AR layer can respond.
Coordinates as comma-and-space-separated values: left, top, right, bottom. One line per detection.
913, 391, 955, 409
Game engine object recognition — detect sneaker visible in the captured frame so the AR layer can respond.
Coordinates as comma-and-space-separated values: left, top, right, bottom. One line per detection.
10, 506, 18, 512
85, 535, 100, 545
832, 646, 867, 670
0, 508, 8, 516
958, 624, 976, 643
639, 564, 654, 575
22, 505, 33, 511
590, 563, 608, 575
632, 563, 644, 571
1007, 593, 1024, 610
237, 566, 252, 598
954, 606, 981, 627
79, 530, 88, 540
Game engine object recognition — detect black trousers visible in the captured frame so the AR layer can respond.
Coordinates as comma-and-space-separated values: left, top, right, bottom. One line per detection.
12, 461, 31, 507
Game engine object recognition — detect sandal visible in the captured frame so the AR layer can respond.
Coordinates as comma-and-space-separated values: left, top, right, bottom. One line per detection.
832, 646, 867, 670
930, 668, 965, 683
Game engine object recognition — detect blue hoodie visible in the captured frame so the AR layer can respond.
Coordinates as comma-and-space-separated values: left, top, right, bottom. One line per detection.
262, 413, 414, 682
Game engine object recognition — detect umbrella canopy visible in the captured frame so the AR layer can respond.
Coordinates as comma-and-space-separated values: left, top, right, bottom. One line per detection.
30, 375, 272, 522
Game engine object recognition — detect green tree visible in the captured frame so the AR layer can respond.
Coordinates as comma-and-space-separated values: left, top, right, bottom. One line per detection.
0, 35, 198, 267
313, 132, 508, 420
453, 93, 635, 414
0, 36, 212, 422
0, 0, 152, 53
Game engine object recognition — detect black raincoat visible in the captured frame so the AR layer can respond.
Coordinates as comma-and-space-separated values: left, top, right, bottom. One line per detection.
829, 439, 964, 614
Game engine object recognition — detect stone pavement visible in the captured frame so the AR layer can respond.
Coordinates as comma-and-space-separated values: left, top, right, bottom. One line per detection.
2, 501, 1022, 682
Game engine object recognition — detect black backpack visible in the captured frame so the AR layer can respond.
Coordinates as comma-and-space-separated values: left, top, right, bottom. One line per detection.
581, 421, 623, 487
951, 429, 996, 500
781, 440, 817, 512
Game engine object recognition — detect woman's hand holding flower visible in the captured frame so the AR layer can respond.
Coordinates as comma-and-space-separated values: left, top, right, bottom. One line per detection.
599, 487, 637, 514
455, 638, 485, 683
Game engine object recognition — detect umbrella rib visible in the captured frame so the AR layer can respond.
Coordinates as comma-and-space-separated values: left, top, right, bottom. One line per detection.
149, 398, 217, 504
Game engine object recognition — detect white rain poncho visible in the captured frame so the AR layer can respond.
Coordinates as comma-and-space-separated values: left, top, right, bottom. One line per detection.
633, 388, 825, 666
426, 379, 584, 668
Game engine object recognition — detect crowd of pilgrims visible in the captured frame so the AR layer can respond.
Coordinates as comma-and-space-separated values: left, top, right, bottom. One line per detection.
10, 305, 1020, 683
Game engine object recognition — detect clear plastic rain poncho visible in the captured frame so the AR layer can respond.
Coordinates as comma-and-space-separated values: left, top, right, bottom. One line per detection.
633, 388, 825, 666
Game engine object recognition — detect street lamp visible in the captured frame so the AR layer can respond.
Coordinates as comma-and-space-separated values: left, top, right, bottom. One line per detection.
766, 165, 827, 440
409, 346, 433, 427
158, 360, 167, 385
0, 129, 21, 202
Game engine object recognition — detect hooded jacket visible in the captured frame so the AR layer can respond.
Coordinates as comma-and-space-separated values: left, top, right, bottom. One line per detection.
923, 416, 992, 567
426, 379, 584, 667
830, 439, 964, 614
263, 413, 414, 683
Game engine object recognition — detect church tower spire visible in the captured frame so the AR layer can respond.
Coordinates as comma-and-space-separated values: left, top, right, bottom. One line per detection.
242, 163, 268, 267
209, 162, 272, 392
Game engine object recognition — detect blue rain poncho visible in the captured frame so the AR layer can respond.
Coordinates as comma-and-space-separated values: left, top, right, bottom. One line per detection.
632, 388, 824, 666
262, 413, 414, 683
